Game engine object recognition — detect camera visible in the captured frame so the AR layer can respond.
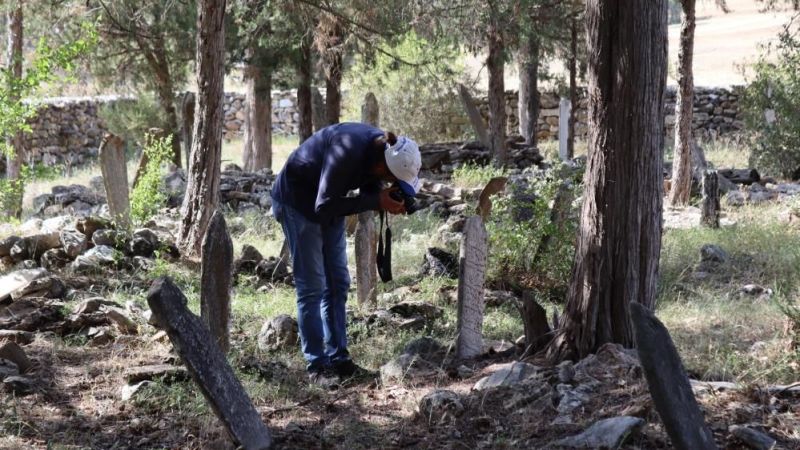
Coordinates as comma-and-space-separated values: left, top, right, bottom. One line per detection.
389, 183, 421, 214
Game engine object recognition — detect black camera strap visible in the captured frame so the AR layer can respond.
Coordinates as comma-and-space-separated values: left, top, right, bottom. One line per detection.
377, 210, 393, 282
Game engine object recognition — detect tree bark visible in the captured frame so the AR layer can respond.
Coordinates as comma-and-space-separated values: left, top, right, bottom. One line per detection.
145, 36, 183, 169
322, 17, 344, 126
487, 21, 507, 165
180, 92, 195, 170
668, 0, 696, 206
545, 0, 668, 362
242, 48, 272, 172
457, 84, 490, 148
518, 35, 540, 146
568, 16, 579, 158
177, 0, 226, 257
4, 2, 24, 218
296, 34, 314, 143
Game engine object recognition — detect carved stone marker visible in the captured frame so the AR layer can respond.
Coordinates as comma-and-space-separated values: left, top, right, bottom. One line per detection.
701, 170, 720, 228
456, 216, 488, 359
201, 211, 233, 354
355, 92, 379, 306
558, 98, 571, 161
147, 277, 272, 450
98, 133, 130, 228
631, 303, 718, 450
457, 84, 490, 149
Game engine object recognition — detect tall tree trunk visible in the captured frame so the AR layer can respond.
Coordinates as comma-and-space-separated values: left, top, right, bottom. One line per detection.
325, 49, 342, 125
296, 33, 314, 143
177, 0, 226, 257
668, 0, 696, 206
4, 1, 24, 218
147, 37, 183, 168
518, 34, 540, 146
242, 49, 272, 172
487, 21, 507, 164
568, 16, 578, 159
545, 0, 668, 362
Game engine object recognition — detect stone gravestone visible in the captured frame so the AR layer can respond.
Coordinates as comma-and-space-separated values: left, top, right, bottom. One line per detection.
147, 277, 272, 450
355, 92, 380, 307
631, 303, 718, 450
558, 98, 572, 161
456, 216, 488, 359
98, 133, 130, 228
701, 170, 720, 228
201, 211, 233, 354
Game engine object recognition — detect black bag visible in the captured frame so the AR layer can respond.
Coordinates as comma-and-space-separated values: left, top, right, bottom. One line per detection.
377, 211, 392, 282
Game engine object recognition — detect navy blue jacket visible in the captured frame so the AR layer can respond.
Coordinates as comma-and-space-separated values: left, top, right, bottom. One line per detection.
271, 123, 385, 224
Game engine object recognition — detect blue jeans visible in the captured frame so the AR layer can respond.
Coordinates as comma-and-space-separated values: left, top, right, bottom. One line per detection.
272, 200, 351, 371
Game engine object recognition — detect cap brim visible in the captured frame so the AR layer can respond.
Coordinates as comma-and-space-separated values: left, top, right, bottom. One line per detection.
397, 179, 419, 196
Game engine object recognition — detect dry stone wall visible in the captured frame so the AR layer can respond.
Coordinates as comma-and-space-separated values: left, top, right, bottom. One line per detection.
11, 86, 743, 171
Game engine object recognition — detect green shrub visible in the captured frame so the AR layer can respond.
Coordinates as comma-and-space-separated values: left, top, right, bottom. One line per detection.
741, 19, 800, 178
343, 31, 468, 143
487, 166, 581, 294
98, 92, 169, 146
130, 134, 172, 223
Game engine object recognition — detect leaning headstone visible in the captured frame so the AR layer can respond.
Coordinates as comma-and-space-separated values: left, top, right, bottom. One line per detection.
355, 92, 380, 307
553, 416, 644, 449
701, 170, 720, 228
457, 84, 490, 149
455, 216, 488, 359
631, 303, 718, 450
558, 98, 572, 161
99, 133, 130, 228
147, 277, 272, 449
201, 211, 233, 354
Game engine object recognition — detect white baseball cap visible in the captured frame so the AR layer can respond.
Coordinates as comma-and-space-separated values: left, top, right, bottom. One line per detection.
385, 136, 421, 196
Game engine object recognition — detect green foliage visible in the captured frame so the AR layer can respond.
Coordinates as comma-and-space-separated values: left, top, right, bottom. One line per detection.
130, 134, 172, 223
98, 93, 168, 146
487, 166, 581, 292
344, 31, 467, 143
451, 162, 508, 189
741, 16, 800, 178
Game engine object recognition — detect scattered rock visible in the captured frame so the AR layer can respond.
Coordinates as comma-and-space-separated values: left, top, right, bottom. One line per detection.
380, 353, 439, 384
557, 360, 576, 384
420, 247, 458, 279
726, 190, 745, 207
455, 365, 475, 379
418, 389, 464, 424
128, 228, 160, 257
88, 327, 116, 346
0, 268, 50, 302
388, 302, 443, 321
124, 364, 189, 384
91, 229, 128, 248
76, 216, 114, 239
474, 362, 540, 391
741, 284, 772, 297
553, 383, 594, 424
40, 248, 71, 271
0, 330, 34, 345
73, 298, 123, 315
2, 375, 36, 396
120, 380, 153, 401
700, 244, 729, 264
60, 228, 87, 258
503, 379, 554, 411
104, 307, 138, 335
254, 256, 290, 282
0, 298, 63, 331
9, 275, 66, 300
729, 425, 776, 450
234, 244, 264, 274
0, 236, 21, 257
0, 359, 19, 381
10, 233, 62, 261
552, 416, 645, 449
72, 245, 118, 273
0, 342, 32, 373
257, 315, 298, 352
484, 290, 517, 307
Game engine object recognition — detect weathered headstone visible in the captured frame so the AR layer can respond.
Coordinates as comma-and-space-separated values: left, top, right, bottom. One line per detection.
355, 93, 379, 307
455, 216, 488, 359
457, 84, 490, 149
630, 302, 718, 450
201, 211, 233, 354
99, 133, 130, 228
147, 277, 272, 449
558, 97, 572, 161
701, 170, 720, 228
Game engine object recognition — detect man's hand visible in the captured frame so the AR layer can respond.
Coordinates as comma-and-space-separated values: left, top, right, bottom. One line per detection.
379, 187, 406, 215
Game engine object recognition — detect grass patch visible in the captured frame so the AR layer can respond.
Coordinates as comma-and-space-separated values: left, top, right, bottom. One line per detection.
451, 162, 507, 189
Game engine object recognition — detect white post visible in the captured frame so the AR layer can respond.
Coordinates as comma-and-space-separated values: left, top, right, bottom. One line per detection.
558, 97, 571, 161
